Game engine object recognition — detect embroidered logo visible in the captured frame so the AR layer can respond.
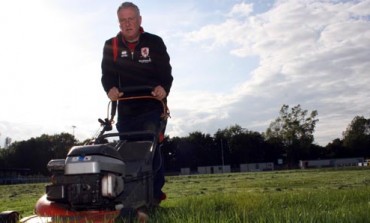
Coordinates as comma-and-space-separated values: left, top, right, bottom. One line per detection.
141, 47, 149, 58
121, 50, 128, 58
139, 47, 151, 63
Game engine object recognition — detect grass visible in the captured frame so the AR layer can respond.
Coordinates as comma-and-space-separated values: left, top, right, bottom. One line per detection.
156, 167, 370, 223
1, 167, 370, 222
0, 183, 44, 216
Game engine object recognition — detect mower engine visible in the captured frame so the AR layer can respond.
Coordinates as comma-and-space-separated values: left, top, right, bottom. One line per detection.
46, 144, 125, 210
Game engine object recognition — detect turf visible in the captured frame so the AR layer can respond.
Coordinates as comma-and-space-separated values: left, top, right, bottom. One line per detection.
1, 167, 369, 222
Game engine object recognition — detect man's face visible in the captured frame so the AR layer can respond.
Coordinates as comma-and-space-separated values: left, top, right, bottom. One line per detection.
118, 7, 142, 42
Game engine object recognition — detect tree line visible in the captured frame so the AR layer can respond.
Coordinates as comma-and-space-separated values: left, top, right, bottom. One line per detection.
1, 104, 369, 175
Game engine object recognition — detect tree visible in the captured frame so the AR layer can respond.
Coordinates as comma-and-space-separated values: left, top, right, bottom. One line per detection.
342, 116, 370, 157
325, 138, 348, 158
47, 133, 76, 158
214, 125, 267, 165
214, 125, 244, 166
169, 134, 199, 171
264, 136, 285, 163
187, 132, 217, 167
161, 135, 179, 172
264, 104, 319, 165
1, 133, 76, 175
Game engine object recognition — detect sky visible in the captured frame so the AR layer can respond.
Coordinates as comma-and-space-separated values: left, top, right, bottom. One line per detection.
0, 0, 369, 147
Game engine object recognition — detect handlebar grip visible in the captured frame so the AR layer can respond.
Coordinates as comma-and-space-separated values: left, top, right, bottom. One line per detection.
98, 118, 105, 125
118, 86, 154, 94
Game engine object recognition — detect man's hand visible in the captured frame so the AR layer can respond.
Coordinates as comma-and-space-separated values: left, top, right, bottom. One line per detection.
107, 87, 123, 100
152, 85, 167, 100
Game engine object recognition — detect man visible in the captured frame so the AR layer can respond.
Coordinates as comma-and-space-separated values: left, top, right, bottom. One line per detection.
101, 2, 173, 205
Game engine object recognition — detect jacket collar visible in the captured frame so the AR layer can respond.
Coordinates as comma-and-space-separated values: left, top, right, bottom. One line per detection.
118, 26, 145, 44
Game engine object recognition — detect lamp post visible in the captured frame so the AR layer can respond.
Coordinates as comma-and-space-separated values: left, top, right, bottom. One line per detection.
72, 125, 76, 137
221, 139, 225, 173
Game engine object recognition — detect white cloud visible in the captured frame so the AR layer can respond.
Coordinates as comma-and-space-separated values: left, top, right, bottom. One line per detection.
1, 0, 369, 147
228, 2, 254, 18
171, 0, 370, 145
0, 1, 108, 144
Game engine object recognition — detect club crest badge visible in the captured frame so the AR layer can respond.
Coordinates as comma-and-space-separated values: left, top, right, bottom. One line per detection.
141, 47, 150, 58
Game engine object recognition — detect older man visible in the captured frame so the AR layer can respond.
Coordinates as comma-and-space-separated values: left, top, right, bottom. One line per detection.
101, 2, 173, 205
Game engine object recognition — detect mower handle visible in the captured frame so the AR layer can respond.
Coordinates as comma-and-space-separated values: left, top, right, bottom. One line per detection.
113, 85, 167, 113
92, 85, 169, 143
118, 85, 154, 97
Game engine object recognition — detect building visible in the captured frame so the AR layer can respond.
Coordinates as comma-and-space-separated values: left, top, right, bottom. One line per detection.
197, 165, 231, 174
180, 168, 191, 175
299, 157, 364, 169
240, 162, 274, 172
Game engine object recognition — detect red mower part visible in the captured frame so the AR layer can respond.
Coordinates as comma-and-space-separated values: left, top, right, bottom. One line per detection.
21, 194, 120, 223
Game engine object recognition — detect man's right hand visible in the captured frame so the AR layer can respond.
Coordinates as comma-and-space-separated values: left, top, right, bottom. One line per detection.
107, 87, 123, 100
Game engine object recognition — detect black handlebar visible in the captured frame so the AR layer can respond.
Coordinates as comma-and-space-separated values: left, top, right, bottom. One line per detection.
93, 85, 168, 143
118, 86, 154, 97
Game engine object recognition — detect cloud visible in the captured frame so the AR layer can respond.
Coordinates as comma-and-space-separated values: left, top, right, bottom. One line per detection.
228, 2, 254, 18
0, 1, 108, 144
169, 0, 370, 145
1, 0, 369, 147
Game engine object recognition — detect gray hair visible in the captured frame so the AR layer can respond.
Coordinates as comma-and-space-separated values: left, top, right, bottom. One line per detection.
117, 2, 140, 16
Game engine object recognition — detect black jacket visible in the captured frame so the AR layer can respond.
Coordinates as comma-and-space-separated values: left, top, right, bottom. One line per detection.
101, 31, 173, 115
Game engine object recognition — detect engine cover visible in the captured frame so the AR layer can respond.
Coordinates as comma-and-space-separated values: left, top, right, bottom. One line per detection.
65, 144, 125, 176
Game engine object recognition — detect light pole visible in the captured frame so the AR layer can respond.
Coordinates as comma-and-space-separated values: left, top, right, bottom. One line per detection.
72, 125, 76, 137
221, 139, 225, 173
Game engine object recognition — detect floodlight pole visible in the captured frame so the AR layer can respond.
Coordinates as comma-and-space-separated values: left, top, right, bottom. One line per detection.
72, 125, 76, 137
221, 139, 225, 173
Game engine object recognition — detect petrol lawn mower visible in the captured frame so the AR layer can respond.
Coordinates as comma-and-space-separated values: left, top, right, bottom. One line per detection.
18, 86, 169, 223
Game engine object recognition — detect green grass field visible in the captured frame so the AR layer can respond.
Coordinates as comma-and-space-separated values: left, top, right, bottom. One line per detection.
1, 168, 370, 222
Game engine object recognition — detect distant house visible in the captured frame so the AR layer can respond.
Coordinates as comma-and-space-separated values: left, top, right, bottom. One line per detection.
299, 157, 364, 169
180, 168, 191, 175
240, 162, 274, 172
197, 165, 231, 174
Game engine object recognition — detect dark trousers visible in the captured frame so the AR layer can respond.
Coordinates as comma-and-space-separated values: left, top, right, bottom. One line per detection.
116, 109, 165, 199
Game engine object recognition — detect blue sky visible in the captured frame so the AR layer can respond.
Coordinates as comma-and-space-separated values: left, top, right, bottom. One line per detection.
0, 0, 369, 147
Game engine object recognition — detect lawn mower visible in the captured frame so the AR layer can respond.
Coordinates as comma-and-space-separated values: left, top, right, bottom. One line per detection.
19, 86, 169, 223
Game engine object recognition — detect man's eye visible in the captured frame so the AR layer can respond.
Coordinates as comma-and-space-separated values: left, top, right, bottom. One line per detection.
120, 17, 135, 24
